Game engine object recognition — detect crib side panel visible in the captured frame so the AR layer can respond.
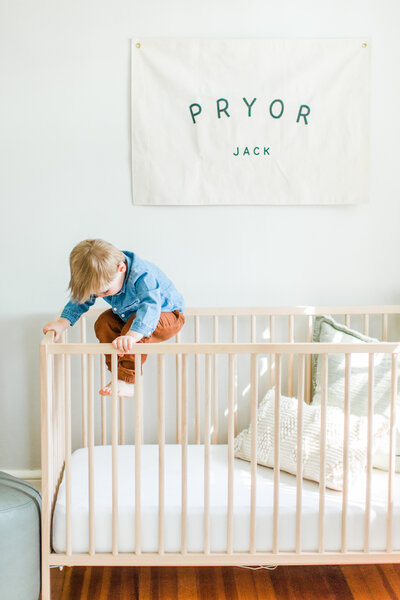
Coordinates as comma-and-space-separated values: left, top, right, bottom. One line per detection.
43, 304, 400, 567
45, 338, 400, 565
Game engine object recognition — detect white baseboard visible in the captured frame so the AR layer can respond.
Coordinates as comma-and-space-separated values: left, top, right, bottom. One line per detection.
3, 469, 42, 480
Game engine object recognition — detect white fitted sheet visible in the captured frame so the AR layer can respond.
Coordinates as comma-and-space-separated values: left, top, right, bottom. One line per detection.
52, 444, 400, 553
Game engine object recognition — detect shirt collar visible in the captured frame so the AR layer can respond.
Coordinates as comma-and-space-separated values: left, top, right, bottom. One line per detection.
114, 250, 131, 297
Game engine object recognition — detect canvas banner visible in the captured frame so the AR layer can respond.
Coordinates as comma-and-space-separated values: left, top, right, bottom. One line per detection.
131, 38, 370, 205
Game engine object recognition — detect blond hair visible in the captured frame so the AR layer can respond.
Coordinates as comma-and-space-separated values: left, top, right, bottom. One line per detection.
68, 239, 126, 303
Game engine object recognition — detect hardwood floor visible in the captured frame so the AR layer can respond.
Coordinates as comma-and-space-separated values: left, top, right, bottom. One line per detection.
49, 564, 400, 599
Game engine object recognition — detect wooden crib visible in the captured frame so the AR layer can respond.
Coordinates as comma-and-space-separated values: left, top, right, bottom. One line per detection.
40, 305, 400, 599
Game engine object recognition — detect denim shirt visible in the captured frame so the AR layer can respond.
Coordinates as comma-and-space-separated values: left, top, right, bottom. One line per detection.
60, 251, 185, 337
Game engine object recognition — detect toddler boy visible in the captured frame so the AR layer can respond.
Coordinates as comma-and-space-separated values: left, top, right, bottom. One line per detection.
43, 239, 185, 397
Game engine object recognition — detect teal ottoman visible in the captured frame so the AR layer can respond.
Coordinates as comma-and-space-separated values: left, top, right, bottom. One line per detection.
0, 472, 41, 600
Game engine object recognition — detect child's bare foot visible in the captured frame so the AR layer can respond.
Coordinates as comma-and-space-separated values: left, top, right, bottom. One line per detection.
99, 380, 134, 398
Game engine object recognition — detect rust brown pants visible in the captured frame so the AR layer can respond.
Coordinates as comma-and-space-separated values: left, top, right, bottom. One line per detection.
94, 309, 185, 383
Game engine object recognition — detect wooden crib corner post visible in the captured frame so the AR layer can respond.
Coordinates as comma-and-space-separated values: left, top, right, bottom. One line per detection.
40, 342, 52, 600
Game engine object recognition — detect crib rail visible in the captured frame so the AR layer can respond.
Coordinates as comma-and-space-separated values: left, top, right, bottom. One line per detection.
40, 306, 400, 599
46, 341, 400, 355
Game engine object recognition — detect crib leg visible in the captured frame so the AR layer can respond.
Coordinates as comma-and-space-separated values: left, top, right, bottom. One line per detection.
41, 561, 51, 600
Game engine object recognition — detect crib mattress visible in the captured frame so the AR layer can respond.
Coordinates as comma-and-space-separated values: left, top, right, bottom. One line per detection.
52, 444, 400, 554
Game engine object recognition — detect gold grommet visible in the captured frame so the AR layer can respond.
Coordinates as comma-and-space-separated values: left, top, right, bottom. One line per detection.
136, 43, 141, 49
362, 42, 367, 48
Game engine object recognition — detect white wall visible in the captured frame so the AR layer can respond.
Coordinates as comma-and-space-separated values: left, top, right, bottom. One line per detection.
1, 0, 399, 470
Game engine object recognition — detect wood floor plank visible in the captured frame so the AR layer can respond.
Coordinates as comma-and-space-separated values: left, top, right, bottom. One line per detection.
177, 566, 199, 600
98, 566, 111, 600
58, 567, 73, 600
110, 564, 122, 599
343, 564, 398, 600
376, 565, 400, 597
362, 564, 397, 600
120, 566, 138, 600
213, 567, 228, 600
48, 567, 65, 600
284, 565, 352, 600
87, 567, 104, 599
157, 566, 178, 600
79, 567, 91, 600
137, 566, 152, 600
197, 566, 220, 600
268, 565, 293, 599
67, 567, 85, 599
322, 566, 354, 600
252, 567, 278, 599
342, 564, 395, 599
371, 565, 398, 600
221, 566, 239, 600
232, 566, 260, 600
149, 566, 160, 599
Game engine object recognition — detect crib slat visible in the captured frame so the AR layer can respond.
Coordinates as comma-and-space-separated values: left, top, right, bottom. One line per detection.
232, 315, 237, 343
306, 316, 313, 404
135, 351, 143, 555
100, 355, 107, 445
345, 314, 350, 328
120, 398, 125, 445
80, 318, 88, 448
176, 330, 182, 443
250, 353, 258, 554
382, 314, 388, 341
232, 316, 238, 435
341, 354, 351, 553
181, 354, 188, 554
99, 354, 107, 446
53, 355, 65, 493
213, 316, 219, 444
227, 354, 235, 554
60, 348, 66, 492
50, 353, 55, 498
364, 353, 374, 553
158, 355, 165, 554
111, 354, 119, 556
387, 353, 397, 552
251, 315, 256, 343
318, 353, 328, 553
269, 316, 275, 389
296, 354, 305, 553
65, 353, 72, 556
363, 314, 370, 336
273, 354, 281, 554
288, 315, 294, 397
213, 316, 218, 342
195, 317, 200, 444
204, 354, 211, 554
88, 354, 95, 555
212, 356, 219, 444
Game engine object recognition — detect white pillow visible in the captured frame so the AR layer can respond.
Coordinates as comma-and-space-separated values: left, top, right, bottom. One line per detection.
234, 389, 388, 491
312, 315, 400, 471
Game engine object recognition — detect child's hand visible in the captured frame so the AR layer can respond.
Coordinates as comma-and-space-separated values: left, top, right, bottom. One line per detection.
43, 318, 71, 342
112, 331, 144, 355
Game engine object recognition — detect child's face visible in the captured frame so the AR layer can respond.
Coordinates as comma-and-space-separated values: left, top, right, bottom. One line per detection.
96, 262, 126, 298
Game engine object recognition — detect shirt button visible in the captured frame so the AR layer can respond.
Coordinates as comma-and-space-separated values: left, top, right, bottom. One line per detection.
121, 314, 125, 318
113, 307, 117, 311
